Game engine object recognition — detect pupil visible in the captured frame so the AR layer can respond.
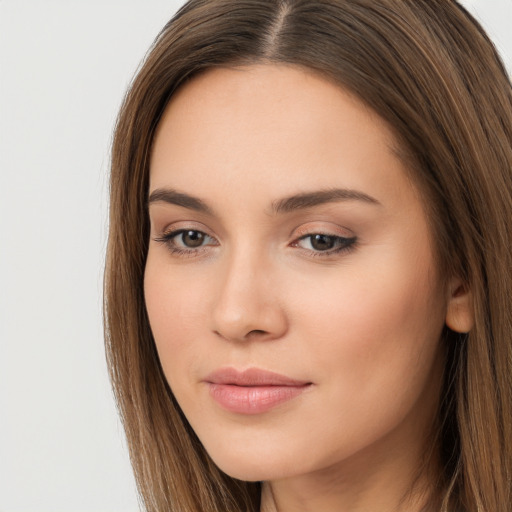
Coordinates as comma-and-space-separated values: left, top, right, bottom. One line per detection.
183, 231, 204, 247
311, 234, 335, 251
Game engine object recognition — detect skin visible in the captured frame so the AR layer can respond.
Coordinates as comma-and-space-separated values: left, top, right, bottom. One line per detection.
145, 64, 464, 512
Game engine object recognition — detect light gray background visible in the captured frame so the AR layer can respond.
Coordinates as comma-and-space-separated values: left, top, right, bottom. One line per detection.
1, 1, 510, 511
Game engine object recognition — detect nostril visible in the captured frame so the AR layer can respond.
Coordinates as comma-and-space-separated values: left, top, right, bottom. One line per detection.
213, 329, 269, 342
246, 329, 268, 338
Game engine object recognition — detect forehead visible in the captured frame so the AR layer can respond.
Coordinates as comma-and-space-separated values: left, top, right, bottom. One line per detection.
149, 64, 415, 211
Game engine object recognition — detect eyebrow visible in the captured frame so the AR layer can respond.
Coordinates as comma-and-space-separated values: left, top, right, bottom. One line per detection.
148, 188, 213, 214
147, 187, 381, 215
271, 188, 381, 213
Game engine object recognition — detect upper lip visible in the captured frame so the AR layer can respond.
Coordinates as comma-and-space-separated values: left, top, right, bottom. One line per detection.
204, 367, 311, 387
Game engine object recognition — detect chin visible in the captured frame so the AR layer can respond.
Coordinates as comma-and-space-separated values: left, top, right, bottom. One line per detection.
219, 465, 271, 482
205, 442, 309, 482
208, 452, 277, 481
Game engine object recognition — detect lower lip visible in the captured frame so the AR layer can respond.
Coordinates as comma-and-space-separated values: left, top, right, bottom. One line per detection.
207, 383, 310, 414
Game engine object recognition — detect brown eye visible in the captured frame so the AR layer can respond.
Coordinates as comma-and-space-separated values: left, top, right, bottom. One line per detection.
309, 234, 336, 251
180, 230, 206, 248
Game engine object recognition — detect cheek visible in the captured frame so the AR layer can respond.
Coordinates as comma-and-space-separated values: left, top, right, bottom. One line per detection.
279, 259, 445, 458
288, 239, 446, 390
143, 256, 210, 386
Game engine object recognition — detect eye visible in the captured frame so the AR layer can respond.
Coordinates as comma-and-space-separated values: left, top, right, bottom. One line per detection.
175, 230, 209, 248
294, 233, 357, 254
154, 229, 218, 255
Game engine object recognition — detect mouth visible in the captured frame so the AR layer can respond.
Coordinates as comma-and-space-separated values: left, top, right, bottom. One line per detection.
204, 367, 312, 415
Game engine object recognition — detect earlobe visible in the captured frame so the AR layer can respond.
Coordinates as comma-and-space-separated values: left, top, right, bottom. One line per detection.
445, 279, 474, 333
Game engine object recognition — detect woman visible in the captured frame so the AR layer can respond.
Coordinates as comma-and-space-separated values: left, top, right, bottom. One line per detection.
104, 1, 512, 511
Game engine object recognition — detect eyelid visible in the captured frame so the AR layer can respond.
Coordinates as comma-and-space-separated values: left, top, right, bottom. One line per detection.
291, 222, 355, 240
153, 219, 216, 238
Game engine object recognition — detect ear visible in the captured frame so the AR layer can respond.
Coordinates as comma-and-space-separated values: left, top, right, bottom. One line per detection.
445, 278, 474, 333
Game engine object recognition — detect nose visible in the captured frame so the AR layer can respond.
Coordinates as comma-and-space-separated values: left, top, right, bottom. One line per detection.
211, 249, 288, 343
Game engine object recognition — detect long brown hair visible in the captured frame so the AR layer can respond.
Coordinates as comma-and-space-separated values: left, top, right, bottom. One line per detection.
104, 1, 512, 510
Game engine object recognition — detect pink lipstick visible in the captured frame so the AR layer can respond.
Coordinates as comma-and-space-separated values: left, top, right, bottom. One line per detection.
204, 367, 311, 414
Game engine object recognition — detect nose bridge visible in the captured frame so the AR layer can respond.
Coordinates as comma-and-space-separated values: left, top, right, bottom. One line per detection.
211, 241, 287, 342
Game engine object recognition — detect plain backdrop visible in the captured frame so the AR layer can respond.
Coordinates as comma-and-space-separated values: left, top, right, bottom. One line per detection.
0, 1, 511, 511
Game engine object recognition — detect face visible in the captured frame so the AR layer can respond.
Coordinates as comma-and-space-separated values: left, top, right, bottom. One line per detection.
145, 64, 449, 483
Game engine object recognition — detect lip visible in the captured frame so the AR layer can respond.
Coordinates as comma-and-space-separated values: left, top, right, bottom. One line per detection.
204, 367, 312, 415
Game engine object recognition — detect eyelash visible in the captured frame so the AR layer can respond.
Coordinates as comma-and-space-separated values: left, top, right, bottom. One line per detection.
153, 229, 357, 258
153, 229, 218, 257
292, 233, 357, 257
